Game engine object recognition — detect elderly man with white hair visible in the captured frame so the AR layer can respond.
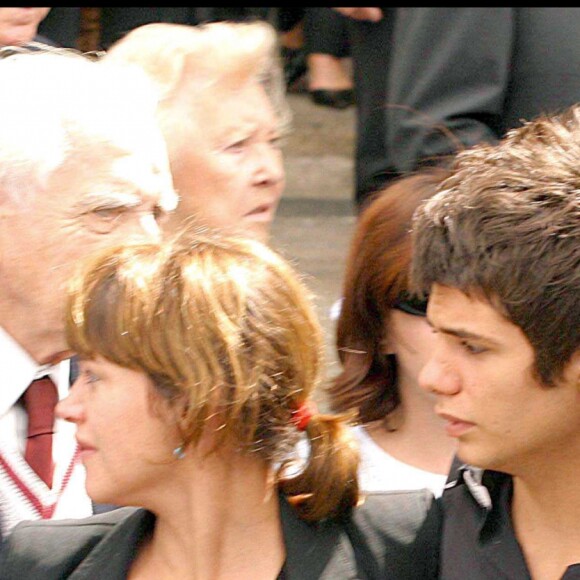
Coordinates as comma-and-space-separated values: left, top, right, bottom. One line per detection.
0, 48, 176, 537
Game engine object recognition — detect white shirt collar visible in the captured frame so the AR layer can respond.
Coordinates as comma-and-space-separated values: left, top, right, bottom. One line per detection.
0, 325, 71, 414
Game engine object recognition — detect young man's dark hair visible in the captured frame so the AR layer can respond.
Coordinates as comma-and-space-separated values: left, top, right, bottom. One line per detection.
410, 105, 580, 580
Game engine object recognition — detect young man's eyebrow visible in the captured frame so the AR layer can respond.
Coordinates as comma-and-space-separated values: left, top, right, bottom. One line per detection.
426, 318, 497, 343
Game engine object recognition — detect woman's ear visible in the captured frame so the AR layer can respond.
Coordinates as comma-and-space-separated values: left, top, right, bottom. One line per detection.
169, 392, 190, 425
379, 333, 394, 355
379, 308, 397, 355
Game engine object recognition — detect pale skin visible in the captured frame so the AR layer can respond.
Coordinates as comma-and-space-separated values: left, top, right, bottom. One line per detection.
57, 357, 286, 580
365, 309, 456, 476
332, 8, 383, 22
0, 7, 50, 46
0, 140, 174, 364
420, 283, 580, 580
160, 81, 285, 243
307, 54, 353, 92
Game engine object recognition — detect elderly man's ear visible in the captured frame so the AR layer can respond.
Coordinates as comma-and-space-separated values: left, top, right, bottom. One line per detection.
561, 349, 580, 391
0, 189, 17, 217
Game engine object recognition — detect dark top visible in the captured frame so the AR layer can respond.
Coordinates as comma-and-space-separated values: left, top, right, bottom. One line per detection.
441, 465, 580, 579
0, 490, 441, 579
384, 8, 580, 177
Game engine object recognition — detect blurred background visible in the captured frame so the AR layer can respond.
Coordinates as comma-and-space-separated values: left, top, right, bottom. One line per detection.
272, 92, 356, 384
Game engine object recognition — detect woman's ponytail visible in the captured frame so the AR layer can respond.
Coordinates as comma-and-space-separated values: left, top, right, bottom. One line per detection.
278, 404, 360, 522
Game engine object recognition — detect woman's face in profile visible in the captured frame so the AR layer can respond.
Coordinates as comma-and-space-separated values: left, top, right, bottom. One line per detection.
56, 356, 181, 506
382, 309, 437, 399
162, 82, 285, 243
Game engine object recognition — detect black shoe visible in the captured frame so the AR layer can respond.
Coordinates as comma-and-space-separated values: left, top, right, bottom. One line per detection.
310, 89, 354, 110
282, 47, 308, 87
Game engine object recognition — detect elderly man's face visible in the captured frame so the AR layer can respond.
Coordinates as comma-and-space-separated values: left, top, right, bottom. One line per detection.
162, 82, 285, 243
0, 8, 51, 46
0, 137, 175, 361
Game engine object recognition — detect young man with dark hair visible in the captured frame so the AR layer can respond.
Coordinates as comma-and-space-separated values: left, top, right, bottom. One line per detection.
410, 106, 580, 579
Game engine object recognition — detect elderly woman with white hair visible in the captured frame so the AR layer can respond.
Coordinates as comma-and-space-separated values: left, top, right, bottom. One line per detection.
105, 21, 290, 244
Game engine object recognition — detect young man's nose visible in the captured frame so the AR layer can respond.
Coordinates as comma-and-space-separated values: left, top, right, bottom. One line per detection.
419, 355, 462, 397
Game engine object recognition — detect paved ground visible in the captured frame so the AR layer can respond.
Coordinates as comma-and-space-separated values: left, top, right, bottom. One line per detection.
270, 90, 358, 393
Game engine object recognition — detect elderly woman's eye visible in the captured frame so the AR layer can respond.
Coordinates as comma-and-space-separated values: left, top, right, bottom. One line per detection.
225, 138, 248, 153
269, 135, 285, 148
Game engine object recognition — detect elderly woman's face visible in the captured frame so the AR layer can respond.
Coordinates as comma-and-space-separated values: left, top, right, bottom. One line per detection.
56, 356, 181, 506
161, 82, 285, 243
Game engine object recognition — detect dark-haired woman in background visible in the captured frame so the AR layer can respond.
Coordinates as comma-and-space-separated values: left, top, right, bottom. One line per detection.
328, 168, 456, 496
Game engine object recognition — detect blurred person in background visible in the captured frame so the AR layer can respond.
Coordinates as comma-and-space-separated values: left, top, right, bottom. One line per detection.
338, 8, 580, 211
333, 7, 395, 210
328, 168, 456, 496
304, 8, 354, 110
278, 8, 354, 109
105, 21, 288, 244
37, 7, 81, 48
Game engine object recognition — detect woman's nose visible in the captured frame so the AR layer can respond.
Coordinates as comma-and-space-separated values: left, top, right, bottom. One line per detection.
253, 143, 285, 186
55, 384, 85, 424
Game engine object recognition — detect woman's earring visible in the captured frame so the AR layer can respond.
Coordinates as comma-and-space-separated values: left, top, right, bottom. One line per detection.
173, 445, 186, 460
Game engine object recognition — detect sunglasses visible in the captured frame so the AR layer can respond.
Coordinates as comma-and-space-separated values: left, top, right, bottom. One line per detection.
393, 291, 429, 317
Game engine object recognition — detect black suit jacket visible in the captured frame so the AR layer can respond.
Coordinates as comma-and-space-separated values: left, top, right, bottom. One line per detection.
0, 491, 441, 579
353, 7, 580, 208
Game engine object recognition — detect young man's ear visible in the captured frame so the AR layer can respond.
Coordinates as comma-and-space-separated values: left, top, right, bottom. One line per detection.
564, 349, 580, 391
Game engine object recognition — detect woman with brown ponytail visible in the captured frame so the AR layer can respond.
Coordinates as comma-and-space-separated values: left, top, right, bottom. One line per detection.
0, 231, 440, 579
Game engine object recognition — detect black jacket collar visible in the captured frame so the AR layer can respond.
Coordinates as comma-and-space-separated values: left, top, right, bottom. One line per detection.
67, 498, 361, 580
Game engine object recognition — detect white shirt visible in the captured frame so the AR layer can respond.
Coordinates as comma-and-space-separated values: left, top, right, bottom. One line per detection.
0, 326, 93, 536
351, 425, 447, 497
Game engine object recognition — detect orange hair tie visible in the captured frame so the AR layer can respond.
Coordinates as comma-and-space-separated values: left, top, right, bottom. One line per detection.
291, 400, 318, 431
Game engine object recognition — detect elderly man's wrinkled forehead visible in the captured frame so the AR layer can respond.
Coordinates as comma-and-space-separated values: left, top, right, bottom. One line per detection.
61, 135, 176, 212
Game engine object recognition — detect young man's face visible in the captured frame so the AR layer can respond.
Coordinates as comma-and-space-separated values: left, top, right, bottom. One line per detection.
419, 283, 580, 475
